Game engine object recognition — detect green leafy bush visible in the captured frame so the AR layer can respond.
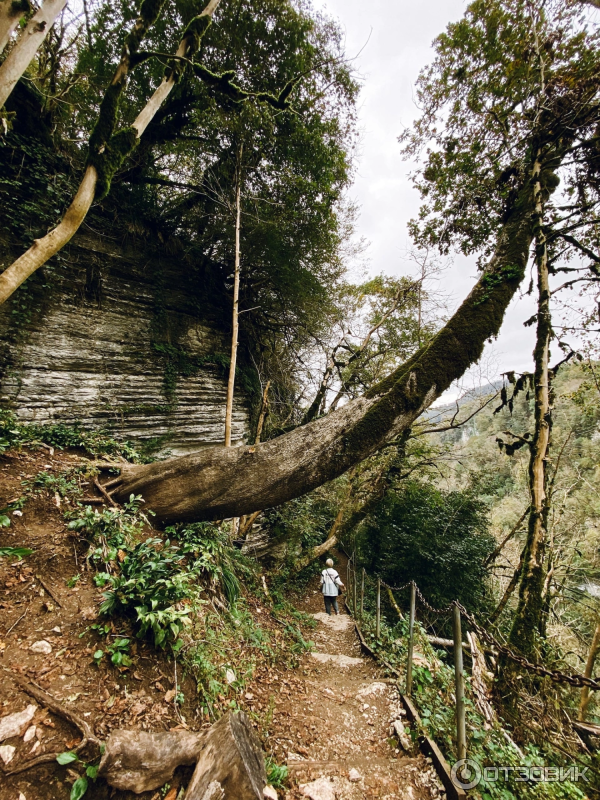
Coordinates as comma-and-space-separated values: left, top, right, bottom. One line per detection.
69, 504, 254, 651
0, 546, 33, 558
67, 495, 148, 571
0, 408, 143, 461
357, 480, 495, 615
170, 521, 254, 604
266, 756, 289, 789
99, 536, 195, 649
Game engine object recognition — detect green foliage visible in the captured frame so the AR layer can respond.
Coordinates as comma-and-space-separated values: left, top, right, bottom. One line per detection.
183, 596, 313, 719
265, 756, 289, 789
25, 468, 82, 499
358, 609, 587, 800
0, 546, 33, 558
67, 495, 148, 572
98, 535, 196, 649
357, 480, 494, 615
56, 751, 99, 799
0, 495, 27, 528
401, 0, 600, 263
93, 636, 132, 667
0, 409, 144, 461
0, 409, 23, 455
68, 501, 253, 650
263, 492, 337, 573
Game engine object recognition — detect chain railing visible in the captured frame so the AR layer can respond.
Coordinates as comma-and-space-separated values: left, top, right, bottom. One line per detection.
343, 555, 600, 763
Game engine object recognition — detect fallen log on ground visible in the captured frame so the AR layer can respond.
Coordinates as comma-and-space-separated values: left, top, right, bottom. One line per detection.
98, 711, 267, 798
185, 711, 267, 799
98, 729, 205, 793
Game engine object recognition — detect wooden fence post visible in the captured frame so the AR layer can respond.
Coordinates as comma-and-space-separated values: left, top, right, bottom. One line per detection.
353, 565, 357, 615
406, 582, 416, 696
453, 603, 467, 761
376, 577, 381, 641
360, 568, 365, 620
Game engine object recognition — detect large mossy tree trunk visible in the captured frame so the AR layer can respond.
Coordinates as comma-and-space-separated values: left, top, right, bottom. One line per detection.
113, 171, 545, 524
507, 153, 553, 660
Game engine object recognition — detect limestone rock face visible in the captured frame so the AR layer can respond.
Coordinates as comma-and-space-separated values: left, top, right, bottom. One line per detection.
0, 232, 250, 455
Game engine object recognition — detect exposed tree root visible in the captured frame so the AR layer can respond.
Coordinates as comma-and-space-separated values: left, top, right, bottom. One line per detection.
5, 675, 101, 775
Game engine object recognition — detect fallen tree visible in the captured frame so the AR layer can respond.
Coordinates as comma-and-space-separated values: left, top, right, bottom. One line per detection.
108, 0, 598, 526
112, 171, 542, 524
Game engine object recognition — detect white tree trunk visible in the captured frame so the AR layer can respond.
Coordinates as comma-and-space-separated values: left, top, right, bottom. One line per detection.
0, 165, 97, 305
0, 0, 66, 107
0, 0, 222, 308
0, 0, 28, 55
224, 149, 242, 447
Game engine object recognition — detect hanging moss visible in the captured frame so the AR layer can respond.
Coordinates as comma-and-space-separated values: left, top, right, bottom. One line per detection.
86, 0, 167, 194
90, 126, 139, 200
183, 13, 212, 53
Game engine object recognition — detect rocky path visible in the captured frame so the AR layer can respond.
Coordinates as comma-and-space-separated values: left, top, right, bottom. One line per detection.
266, 586, 446, 800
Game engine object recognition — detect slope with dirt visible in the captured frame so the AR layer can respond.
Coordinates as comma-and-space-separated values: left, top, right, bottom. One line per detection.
1, 444, 446, 800
258, 585, 446, 800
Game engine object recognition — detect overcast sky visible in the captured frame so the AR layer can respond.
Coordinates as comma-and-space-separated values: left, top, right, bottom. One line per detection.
313, 0, 540, 399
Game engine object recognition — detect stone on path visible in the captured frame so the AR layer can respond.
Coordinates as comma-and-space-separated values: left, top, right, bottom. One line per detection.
0, 744, 16, 764
30, 640, 52, 654
312, 612, 354, 631
263, 786, 278, 799
310, 652, 363, 667
0, 704, 37, 741
393, 719, 412, 751
356, 682, 387, 699
348, 767, 362, 782
299, 777, 336, 800
23, 725, 36, 743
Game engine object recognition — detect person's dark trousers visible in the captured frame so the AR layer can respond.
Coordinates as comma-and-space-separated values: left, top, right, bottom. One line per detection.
324, 595, 339, 615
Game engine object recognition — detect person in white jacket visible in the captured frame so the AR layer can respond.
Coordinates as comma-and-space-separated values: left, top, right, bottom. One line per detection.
320, 558, 345, 615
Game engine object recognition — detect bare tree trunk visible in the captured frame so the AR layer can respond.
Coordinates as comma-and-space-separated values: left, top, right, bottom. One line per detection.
0, 0, 221, 307
111, 154, 567, 525
484, 506, 529, 567
238, 510, 261, 537
507, 153, 553, 658
301, 340, 342, 425
488, 546, 525, 625
328, 285, 409, 413
579, 623, 600, 721
236, 382, 271, 537
0, 0, 30, 55
293, 473, 356, 572
386, 584, 404, 619
0, 164, 98, 306
0, 0, 66, 107
225, 146, 243, 447
254, 380, 271, 444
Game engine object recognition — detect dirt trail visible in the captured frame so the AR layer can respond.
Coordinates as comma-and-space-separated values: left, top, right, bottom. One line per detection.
266, 582, 446, 800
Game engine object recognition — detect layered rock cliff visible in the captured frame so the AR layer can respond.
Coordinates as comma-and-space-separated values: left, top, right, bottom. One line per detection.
0, 230, 250, 456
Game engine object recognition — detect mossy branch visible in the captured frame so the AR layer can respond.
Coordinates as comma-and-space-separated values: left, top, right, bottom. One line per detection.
192, 63, 300, 110
86, 0, 168, 199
